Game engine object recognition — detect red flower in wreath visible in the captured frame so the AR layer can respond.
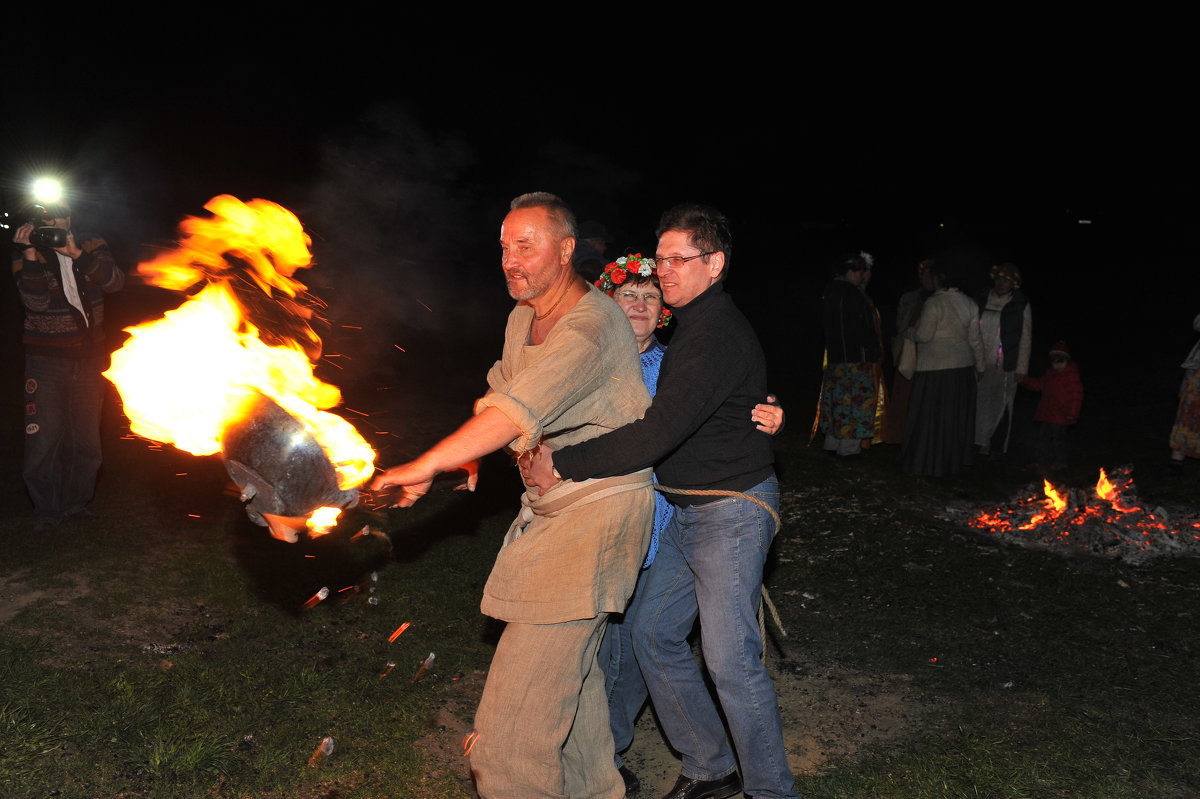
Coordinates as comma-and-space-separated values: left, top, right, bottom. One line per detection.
610, 268, 628, 285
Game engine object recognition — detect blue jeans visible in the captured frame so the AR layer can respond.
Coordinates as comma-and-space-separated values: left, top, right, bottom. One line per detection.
23, 354, 108, 525
598, 564, 651, 766
600, 488, 674, 766
633, 475, 801, 799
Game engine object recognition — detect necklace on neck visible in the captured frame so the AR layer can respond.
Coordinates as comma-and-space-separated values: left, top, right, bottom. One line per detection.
534, 278, 573, 321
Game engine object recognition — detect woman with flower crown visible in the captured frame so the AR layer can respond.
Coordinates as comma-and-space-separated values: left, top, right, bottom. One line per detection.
974, 262, 1032, 457
591, 253, 783, 797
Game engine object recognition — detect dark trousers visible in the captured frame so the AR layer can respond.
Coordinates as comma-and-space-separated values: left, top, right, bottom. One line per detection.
1035, 421, 1069, 466
23, 354, 107, 524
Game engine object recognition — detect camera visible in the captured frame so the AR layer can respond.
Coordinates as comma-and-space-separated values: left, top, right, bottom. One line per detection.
30, 226, 68, 248
24, 205, 69, 249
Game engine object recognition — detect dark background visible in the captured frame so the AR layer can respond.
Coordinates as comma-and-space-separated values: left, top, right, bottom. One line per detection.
3, 44, 1198, 419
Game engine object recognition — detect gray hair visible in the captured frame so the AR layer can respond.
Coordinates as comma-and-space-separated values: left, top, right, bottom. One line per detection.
509, 192, 578, 240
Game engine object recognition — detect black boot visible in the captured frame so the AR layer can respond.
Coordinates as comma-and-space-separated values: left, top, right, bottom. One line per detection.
619, 764, 641, 798
661, 770, 741, 799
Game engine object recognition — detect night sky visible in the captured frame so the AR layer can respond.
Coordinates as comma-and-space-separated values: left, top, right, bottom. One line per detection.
4, 47, 1198, 397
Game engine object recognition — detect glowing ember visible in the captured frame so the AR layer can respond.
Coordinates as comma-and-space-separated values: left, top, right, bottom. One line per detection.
103, 196, 375, 537
412, 651, 436, 683
951, 465, 1200, 564
308, 736, 334, 768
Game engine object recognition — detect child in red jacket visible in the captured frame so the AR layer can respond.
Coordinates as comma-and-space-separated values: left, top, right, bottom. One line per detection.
1021, 341, 1083, 471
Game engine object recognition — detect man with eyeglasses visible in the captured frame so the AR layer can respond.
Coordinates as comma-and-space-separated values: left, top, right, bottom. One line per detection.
12, 200, 125, 533
526, 204, 801, 799
372, 192, 655, 799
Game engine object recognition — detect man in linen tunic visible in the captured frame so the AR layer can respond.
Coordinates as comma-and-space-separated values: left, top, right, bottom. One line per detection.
476, 290, 653, 625
371, 192, 652, 799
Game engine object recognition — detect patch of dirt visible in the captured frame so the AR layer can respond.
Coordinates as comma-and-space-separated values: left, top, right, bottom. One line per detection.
0, 561, 232, 670
410, 661, 925, 798
410, 670, 485, 796
0, 569, 91, 623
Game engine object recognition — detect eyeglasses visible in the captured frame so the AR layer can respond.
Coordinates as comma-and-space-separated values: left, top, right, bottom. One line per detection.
653, 251, 716, 270
615, 290, 662, 305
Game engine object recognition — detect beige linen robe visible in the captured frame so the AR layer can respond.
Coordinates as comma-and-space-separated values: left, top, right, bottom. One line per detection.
475, 286, 654, 624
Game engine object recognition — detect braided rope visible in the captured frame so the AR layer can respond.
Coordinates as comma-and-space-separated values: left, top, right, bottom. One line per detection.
654, 486, 788, 651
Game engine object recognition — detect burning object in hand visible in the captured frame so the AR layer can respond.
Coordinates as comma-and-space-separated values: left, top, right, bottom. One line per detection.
103, 195, 376, 541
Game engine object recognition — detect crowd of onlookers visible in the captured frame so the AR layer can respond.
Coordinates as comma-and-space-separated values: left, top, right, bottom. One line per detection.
814, 253, 1197, 480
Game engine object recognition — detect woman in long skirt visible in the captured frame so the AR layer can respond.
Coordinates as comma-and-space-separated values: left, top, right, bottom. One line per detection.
902, 262, 986, 477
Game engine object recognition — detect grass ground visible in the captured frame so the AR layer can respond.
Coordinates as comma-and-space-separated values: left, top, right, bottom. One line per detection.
1, 357, 1197, 798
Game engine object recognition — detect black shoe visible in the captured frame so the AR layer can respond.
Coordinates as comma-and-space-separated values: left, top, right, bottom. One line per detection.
619, 764, 641, 797
661, 771, 741, 799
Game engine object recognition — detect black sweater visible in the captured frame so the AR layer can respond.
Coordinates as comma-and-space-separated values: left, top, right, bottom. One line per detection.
554, 282, 775, 505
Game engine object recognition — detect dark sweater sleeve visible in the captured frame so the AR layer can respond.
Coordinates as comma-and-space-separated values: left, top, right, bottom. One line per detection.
554, 323, 744, 480
79, 237, 125, 292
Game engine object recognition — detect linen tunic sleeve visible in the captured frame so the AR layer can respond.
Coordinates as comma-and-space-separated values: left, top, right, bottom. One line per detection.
476, 299, 648, 454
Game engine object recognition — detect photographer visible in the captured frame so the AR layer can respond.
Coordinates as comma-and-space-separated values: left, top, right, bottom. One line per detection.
12, 202, 124, 532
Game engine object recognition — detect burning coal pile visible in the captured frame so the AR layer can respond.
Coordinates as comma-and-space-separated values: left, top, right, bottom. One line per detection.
945, 465, 1200, 565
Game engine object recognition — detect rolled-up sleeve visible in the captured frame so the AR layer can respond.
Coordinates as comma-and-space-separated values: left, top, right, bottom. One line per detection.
476, 308, 641, 454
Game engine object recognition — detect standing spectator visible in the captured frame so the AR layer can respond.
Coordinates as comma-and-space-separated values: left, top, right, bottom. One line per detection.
528, 203, 803, 799
975, 262, 1032, 456
12, 201, 125, 532
883, 258, 937, 444
816, 252, 883, 457
903, 260, 986, 477
1168, 311, 1200, 472
590, 254, 784, 797
1020, 340, 1083, 472
371, 192, 655, 799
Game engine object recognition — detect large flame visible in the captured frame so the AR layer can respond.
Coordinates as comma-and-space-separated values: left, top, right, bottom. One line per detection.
104, 195, 375, 497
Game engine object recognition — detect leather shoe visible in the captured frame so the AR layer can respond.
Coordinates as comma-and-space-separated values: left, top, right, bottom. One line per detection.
619, 763, 641, 797
661, 770, 741, 799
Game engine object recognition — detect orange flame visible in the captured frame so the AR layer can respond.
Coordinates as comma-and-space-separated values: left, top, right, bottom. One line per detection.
103, 195, 375, 490
1094, 468, 1140, 513
1043, 479, 1068, 513
1018, 479, 1068, 530
307, 506, 343, 536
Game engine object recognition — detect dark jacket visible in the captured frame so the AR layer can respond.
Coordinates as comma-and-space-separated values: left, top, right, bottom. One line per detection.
822, 278, 881, 364
976, 289, 1029, 372
554, 281, 774, 504
13, 233, 125, 358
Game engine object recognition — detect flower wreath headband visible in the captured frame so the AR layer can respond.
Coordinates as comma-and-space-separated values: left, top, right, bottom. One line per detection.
595, 254, 674, 328
990, 263, 1022, 289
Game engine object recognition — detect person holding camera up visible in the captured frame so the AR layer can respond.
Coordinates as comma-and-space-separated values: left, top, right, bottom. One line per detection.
12, 201, 124, 532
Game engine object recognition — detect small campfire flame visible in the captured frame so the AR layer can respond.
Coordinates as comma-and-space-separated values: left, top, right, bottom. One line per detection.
961, 465, 1200, 563
104, 195, 376, 539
